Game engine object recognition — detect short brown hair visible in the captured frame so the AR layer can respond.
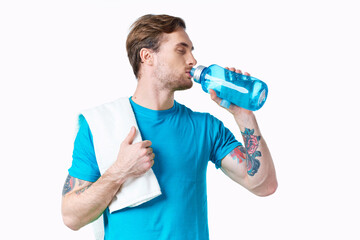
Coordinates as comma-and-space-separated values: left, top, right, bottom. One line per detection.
126, 14, 186, 78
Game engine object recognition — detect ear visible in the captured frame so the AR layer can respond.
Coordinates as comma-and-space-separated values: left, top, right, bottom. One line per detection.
139, 48, 154, 66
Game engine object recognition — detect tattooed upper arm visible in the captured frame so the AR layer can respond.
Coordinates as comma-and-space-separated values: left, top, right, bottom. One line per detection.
62, 174, 93, 196
221, 128, 261, 181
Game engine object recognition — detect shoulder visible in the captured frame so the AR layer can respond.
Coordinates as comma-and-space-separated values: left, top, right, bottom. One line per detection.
175, 101, 213, 119
174, 101, 222, 127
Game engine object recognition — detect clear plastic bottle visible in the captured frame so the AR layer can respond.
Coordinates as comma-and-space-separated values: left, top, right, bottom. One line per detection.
190, 64, 268, 111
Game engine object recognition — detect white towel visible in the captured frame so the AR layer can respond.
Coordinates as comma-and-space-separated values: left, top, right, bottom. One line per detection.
79, 97, 162, 239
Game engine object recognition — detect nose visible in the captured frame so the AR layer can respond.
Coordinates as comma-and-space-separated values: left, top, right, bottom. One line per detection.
187, 52, 197, 67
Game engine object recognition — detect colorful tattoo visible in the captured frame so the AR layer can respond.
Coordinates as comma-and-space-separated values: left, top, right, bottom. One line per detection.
230, 146, 246, 164
242, 128, 261, 176
229, 128, 261, 176
62, 175, 92, 196
62, 174, 75, 196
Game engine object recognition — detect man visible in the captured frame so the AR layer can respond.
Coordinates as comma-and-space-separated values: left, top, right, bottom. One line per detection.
62, 14, 277, 239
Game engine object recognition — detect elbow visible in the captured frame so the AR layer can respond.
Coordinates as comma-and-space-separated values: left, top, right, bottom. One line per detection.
250, 177, 278, 197
62, 214, 82, 231
61, 204, 82, 231
257, 180, 278, 197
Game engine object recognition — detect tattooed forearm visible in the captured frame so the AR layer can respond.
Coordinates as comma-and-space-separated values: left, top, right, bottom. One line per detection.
62, 175, 91, 196
229, 128, 261, 176
242, 128, 261, 176
76, 184, 93, 195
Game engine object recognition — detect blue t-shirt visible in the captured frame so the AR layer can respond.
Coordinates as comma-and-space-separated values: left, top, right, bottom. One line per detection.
69, 98, 241, 240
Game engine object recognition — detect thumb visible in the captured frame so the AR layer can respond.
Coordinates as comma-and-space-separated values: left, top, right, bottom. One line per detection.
124, 126, 137, 145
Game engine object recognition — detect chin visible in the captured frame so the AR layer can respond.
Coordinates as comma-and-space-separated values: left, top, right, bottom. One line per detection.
176, 79, 193, 91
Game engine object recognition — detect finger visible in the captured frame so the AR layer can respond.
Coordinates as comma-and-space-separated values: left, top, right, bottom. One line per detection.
229, 67, 236, 72
209, 89, 222, 105
244, 72, 250, 76
145, 154, 155, 168
124, 126, 136, 144
235, 69, 242, 74
147, 147, 153, 155
141, 140, 152, 148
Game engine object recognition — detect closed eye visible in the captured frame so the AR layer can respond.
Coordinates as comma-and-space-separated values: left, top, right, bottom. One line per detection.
177, 49, 186, 54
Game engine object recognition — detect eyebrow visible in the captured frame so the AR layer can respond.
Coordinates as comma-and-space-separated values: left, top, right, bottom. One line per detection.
176, 42, 194, 51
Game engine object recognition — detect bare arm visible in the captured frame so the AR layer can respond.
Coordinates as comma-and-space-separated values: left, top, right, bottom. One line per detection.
61, 173, 124, 230
61, 126, 155, 230
220, 112, 277, 196
209, 68, 277, 196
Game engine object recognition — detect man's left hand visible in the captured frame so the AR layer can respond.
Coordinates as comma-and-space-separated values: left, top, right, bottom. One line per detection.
209, 67, 253, 117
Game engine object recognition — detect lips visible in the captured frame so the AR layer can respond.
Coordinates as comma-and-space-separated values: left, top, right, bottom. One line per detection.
186, 69, 192, 78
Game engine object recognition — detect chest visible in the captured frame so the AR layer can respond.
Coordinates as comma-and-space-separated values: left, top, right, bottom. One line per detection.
137, 117, 210, 181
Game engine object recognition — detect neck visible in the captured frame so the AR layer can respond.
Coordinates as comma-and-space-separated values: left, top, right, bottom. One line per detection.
132, 77, 175, 111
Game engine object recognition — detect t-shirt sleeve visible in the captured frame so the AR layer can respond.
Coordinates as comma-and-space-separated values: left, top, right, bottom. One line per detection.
208, 115, 242, 169
68, 115, 101, 182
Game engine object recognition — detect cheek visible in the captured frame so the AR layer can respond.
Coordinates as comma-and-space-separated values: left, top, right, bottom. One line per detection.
156, 52, 186, 72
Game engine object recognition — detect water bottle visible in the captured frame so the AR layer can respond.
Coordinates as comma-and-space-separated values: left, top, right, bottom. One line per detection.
190, 64, 268, 111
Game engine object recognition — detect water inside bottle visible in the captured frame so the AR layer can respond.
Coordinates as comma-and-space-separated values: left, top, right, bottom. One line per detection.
202, 72, 266, 111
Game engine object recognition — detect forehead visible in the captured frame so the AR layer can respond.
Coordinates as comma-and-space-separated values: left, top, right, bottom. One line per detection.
160, 28, 194, 50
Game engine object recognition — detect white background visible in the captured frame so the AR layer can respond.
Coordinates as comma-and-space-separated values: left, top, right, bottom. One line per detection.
1, 0, 359, 239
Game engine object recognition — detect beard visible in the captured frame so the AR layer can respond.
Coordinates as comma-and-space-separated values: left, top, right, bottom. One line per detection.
154, 64, 193, 92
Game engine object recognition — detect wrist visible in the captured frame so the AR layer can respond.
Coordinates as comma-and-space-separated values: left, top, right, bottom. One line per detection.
233, 110, 256, 126
104, 165, 128, 186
